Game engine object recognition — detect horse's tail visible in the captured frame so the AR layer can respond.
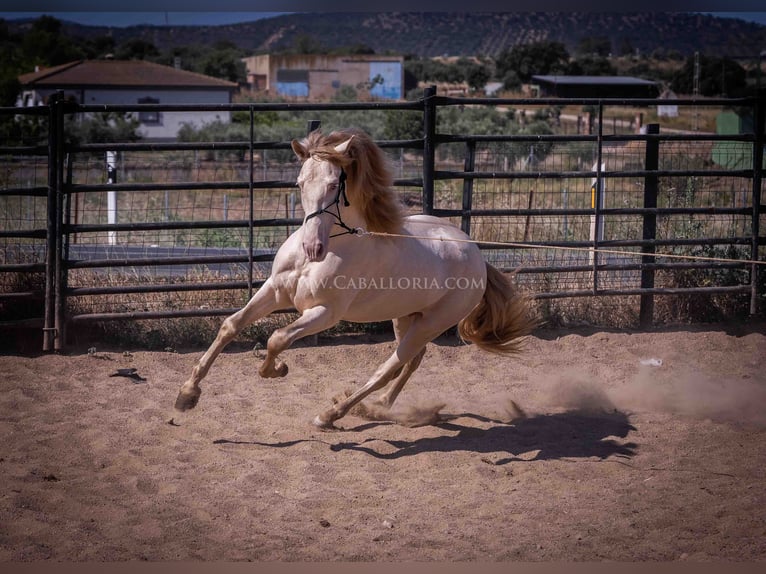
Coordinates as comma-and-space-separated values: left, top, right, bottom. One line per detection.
457, 263, 538, 355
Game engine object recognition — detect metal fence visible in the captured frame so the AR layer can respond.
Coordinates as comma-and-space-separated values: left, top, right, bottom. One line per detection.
1, 87, 764, 350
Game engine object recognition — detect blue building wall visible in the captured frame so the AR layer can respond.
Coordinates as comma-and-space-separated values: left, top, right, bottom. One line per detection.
369, 62, 402, 100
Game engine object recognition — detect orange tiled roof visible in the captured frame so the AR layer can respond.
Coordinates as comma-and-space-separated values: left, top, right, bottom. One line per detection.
19, 59, 238, 90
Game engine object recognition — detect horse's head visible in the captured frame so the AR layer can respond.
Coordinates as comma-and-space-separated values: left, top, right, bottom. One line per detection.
291, 134, 354, 262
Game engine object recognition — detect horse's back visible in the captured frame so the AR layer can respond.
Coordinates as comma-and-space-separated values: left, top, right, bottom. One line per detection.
402, 214, 483, 264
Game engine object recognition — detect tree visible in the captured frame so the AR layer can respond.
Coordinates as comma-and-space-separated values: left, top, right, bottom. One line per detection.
495, 41, 570, 83
21, 16, 84, 67
64, 112, 142, 147
0, 114, 47, 146
291, 34, 326, 55
437, 105, 515, 136
671, 54, 747, 96
453, 58, 491, 92
384, 110, 422, 141
576, 36, 612, 57
201, 43, 246, 83
567, 55, 616, 76
404, 57, 491, 90
115, 39, 160, 61
619, 38, 635, 58
0, 19, 24, 105
84, 35, 117, 59
466, 64, 491, 92
344, 44, 375, 55
501, 70, 522, 91
0, 71, 20, 106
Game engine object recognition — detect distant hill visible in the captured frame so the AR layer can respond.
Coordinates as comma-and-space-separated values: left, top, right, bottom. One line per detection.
6, 12, 766, 59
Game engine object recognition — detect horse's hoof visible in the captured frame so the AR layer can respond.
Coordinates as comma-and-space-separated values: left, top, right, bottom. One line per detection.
259, 361, 289, 378
174, 389, 200, 412
312, 414, 336, 430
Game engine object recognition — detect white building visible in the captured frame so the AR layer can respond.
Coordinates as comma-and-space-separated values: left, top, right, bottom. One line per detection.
17, 59, 238, 140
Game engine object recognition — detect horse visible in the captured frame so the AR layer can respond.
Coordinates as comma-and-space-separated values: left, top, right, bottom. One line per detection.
174, 128, 537, 429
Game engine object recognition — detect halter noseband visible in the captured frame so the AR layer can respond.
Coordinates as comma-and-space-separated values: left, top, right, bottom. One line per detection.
303, 169, 362, 237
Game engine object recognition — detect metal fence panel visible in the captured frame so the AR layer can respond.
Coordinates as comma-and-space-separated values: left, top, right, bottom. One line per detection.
1, 90, 763, 350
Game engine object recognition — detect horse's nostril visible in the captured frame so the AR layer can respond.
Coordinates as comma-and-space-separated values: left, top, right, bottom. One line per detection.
303, 241, 324, 261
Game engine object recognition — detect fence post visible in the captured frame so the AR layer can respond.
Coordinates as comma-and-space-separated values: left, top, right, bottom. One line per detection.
43, 91, 64, 351
461, 140, 475, 235
106, 150, 117, 245
56, 147, 72, 351
640, 123, 660, 328
591, 102, 605, 293
422, 85, 437, 215
751, 92, 765, 316
247, 106, 255, 300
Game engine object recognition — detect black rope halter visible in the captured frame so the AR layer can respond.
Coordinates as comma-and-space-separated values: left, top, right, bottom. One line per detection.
303, 169, 362, 237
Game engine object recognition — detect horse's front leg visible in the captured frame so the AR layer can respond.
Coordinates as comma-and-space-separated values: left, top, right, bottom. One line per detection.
174, 280, 281, 412
259, 304, 340, 378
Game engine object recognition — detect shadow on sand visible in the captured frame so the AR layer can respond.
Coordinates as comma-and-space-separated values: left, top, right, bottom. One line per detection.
214, 408, 637, 465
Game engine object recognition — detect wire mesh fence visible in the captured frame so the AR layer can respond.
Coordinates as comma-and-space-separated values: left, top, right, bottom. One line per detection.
0, 107, 50, 333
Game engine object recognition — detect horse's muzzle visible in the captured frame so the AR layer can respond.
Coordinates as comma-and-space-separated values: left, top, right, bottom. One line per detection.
303, 239, 325, 262
302, 217, 329, 262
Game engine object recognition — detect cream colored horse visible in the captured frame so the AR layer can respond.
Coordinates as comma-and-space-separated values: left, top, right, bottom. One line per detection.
174, 128, 536, 429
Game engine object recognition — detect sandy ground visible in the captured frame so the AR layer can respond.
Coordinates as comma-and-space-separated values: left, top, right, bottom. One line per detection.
1, 321, 765, 562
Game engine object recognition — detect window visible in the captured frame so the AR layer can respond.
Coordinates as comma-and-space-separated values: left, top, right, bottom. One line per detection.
137, 97, 160, 124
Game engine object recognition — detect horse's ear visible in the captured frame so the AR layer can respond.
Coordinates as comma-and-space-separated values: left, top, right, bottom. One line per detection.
291, 139, 309, 161
334, 135, 354, 156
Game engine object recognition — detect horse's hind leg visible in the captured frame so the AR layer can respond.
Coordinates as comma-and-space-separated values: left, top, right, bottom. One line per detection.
374, 314, 426, 408
174, 280, 281, 412
314, 312, 450, 429
258, 304, 340, 378
375, 347, 426, 408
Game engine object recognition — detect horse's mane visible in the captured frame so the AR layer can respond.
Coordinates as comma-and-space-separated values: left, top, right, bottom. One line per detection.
299, 129, 404, 233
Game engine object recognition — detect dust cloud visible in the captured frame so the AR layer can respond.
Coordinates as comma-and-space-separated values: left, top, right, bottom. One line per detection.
612, 366, 766, 427
538, 367, 766, 427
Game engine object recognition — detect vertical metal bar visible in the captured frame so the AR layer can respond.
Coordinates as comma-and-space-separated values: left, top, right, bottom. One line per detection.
63, 153, 73, 261
461, 139, 475, 235
43, 92, 61, 351
422, 85, 437, 215
751, 92, 764, 316
248, 106, 254, 300
56, 150, 73, 350
52, 99, 67, 350
523, 187, 535, 242
640, 124, 660, 328
106, 150, 117, 245
42, 92, 65, 350
592, 102, 604, 294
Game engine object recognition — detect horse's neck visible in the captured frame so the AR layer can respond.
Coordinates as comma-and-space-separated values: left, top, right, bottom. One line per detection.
338, 203, 366, 230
